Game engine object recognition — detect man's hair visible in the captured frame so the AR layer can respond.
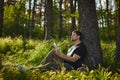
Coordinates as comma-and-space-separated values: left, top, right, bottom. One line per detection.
73, 30, 83, 40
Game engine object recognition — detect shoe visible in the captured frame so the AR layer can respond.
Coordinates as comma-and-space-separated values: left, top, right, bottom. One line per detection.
17, 64, 28, 72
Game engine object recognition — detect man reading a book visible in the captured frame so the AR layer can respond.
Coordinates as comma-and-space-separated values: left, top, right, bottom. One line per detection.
18, 30, 87, 71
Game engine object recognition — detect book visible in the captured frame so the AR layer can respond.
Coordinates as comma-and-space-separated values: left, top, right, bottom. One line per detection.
54, 42, 59, 51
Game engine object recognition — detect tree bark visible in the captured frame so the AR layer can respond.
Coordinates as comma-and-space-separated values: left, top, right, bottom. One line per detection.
28, 0, 32, 38
99, 0, 104, 27
0, 61, 1, 69
70, 0, 77, 34
39, 0, 43, 27
116, 0, 120, 63
58, 0, 63, 41
31, 0, 37, 38
78, 0, 103, 69
44, 0, 53, 40
0, 54, 2, 69
106, 0, 111, 40
0, 0, 4, 37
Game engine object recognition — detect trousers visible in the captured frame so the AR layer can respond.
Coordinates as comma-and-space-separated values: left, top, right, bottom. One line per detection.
37, 50, 73, 71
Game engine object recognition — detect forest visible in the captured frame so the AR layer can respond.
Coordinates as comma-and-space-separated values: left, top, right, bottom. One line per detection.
0, 0, 120, 80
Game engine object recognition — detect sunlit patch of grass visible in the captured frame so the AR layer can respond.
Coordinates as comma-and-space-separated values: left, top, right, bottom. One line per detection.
101, 40, 116, 67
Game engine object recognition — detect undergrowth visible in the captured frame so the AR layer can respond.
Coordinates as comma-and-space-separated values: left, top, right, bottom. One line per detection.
0, 37, 120, 80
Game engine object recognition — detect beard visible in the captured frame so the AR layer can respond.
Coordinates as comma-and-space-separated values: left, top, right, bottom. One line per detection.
71, 38, 76, 42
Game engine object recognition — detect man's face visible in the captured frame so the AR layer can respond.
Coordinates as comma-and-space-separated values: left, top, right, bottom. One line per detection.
71, 32, 80, 41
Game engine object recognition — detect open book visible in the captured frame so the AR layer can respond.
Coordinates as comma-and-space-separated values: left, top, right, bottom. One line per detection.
54, 43, 59, 51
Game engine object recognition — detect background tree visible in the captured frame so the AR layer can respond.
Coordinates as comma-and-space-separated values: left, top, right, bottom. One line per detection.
106, 0, 111, 40
28, 0, 32, 38
44, 0, 53, 40
58, 0, 63, 40
70, 0, 77, 33
0, 55, 2, 69
31, 0, 37, 38
0, 0, 4, 37
78, 0, 103, 69
116, 0, 120, 63
98, 0, 104, 28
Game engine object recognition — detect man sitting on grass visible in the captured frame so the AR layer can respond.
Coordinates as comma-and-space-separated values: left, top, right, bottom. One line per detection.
17, 30, 87, 72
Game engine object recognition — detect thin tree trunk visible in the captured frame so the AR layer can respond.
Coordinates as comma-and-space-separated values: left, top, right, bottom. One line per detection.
39, 0, 43, 27
70, 0, 77, 34
31, 0, 37, 38
42, 0, 46, 39
0, 0, 4, 68
44, 0, 53, 40
58, 0, 63, 41
114, 10, 118, 40
106, 0, 111, 40
78, 0, 103, 69
0, 55, 2, 69
28, 0, 32, 38
114, 0, 119, 41
0, 0, 4, 37
116, 0, 120, 63
99, 0, 104, 27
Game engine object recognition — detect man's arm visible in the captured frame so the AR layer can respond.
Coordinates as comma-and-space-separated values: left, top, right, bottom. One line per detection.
54, 50, 80, 62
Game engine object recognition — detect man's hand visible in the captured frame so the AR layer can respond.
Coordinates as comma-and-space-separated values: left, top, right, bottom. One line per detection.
52, 49, 80, 62
53, 49, 61, 56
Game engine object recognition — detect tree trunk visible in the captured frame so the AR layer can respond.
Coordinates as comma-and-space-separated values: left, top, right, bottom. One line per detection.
31, 0, 37, 38
106, 0, 111, 40
116, 0, 120, 63
0, 0, 4, 37
114, 10, 118, 40
70, 0, 77, 34
28, 0, 32, 38
0, 54, 2, 69
58, 0, 63, 41
44, 0, 53, 40
0, 61, 1, 69
78, 0, 103, 69
39, 0, 43, 27
99, 0, 104, 27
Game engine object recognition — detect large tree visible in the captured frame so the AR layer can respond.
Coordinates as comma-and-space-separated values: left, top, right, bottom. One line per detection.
44, 0, 53, 40
78, 0, 103, 69
116, 0, 120, 63
0, 0, 4, 37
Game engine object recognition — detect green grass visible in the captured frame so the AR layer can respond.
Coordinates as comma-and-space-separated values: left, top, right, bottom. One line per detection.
0, 37, 120, 80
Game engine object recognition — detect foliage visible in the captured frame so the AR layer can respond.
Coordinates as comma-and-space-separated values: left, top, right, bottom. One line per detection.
0, 37, 24, 55
0, 65, 120, 80
0, 38, 120, 79
101, 40, 120, 72
3, 2, 28, 37
32, 26, 44, 39
101, 40, 116, 66
99, 26, 117, 41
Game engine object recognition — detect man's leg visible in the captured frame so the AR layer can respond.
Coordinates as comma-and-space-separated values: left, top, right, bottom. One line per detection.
63, 63, 73, 71
37, 62, 61, 72
17, 49, 62, 71
30, 49, 63, 70
40, 49, 63, 65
